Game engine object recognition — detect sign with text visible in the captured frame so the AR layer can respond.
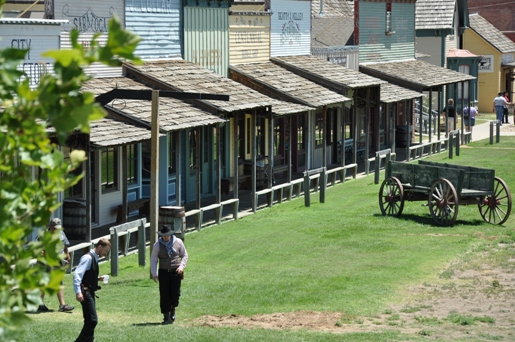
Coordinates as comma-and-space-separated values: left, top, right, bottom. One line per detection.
229, 14, 270, 64
478, 55, 494, 73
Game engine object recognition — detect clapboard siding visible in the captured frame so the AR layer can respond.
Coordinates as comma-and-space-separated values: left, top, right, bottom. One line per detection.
126, 0, 182, 60
359, 2, 415, 64
229, 13, 271, 65
270, 0, 311, 57
54, 0, 125, 77
53, 0, 124, 33
0, 23, 60, 87
60, 32, 123, 77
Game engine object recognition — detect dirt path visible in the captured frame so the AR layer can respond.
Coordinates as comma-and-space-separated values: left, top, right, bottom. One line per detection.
191, 243, 515, 340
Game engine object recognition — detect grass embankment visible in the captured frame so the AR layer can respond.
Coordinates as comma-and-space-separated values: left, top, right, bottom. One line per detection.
21, 137, 515, 341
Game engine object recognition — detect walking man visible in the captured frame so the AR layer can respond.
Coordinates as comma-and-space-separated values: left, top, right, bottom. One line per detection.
73, 239, 111, 342
38, 218, 75, 313
151, 225, 188, 324
493, 92, 507, 125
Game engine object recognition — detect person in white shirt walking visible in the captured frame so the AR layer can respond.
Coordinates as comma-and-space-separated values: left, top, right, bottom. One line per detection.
73, 239, 111, 342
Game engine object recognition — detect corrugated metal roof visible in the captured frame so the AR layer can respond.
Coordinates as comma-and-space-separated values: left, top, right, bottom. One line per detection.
415, 0, 455, 30
271, 55, 383, 89
123, 59, 310, 116
360, 59, 475, 90
0, 18, 67, 25
230, 62, 349, 107
82, 77, 226, 131
469, 13, 515, 54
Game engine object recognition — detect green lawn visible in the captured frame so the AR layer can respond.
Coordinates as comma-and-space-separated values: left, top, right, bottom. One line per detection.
20, 137, 515, 342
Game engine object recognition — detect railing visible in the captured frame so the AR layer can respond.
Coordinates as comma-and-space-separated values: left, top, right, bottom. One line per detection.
414, 102, 439, 135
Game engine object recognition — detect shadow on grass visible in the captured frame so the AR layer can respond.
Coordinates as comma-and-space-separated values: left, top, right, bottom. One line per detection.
372, 213, 487, 227
132, 322, 165, 326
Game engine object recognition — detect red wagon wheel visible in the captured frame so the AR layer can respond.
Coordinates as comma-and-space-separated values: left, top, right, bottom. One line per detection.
429, 178, 459, 226
478, 177, 512, 225
379, 177, 404, 217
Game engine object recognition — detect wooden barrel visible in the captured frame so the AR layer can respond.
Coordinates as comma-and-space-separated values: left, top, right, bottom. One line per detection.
63, 199, 87, 239
159, 206, 186, 241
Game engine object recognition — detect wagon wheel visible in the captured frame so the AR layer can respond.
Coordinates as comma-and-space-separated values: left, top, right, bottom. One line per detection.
478, 177, 512, 225
379, 177, 404, 217
428, 178, 459, 226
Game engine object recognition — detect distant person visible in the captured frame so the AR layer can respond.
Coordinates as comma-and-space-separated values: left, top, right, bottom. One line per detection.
151, 225, 188, 324
442, 98, 456, 132
503, 91, 511, 124
463, 106, 477, 139
493, 92, 508, 125
73, 239, 111, 342
37, 218, 74, 313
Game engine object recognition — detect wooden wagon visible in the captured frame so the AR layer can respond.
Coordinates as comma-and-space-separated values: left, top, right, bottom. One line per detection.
379, 160, 512, 226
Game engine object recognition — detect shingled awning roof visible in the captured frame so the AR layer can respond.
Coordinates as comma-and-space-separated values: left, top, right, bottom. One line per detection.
45, 117, 153, 148
230, 62, 349, 107
123, 60, 311, 116
270, 55, 423, 102
415, 0, 455, 30
82, 77, 226, 131
360, 59, 475, 91
469, 13, 515, 54
271, 55, 382, 90
380, 83, 424, 103
89, 118, 153, 147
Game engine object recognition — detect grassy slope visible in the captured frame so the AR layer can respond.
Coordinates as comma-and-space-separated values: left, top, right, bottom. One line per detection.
20, 137, 515, 342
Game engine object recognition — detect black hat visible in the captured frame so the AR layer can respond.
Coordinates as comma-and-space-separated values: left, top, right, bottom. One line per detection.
157, 225, 174, 237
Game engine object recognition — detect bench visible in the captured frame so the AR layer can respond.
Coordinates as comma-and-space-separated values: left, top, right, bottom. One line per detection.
326, 166, 346, 186
253, 188, 274, 212
407, 139, 446, 161
286, 178, 304, 199
201, 203, 222, 228
185, 209, 202, 231
221, 175, 251, 195
220, 198, 239, 220
116, 198, 150, 223
272, 182, 291, 203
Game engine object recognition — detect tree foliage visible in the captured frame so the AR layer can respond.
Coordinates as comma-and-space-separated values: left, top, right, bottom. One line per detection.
0, 9, 141, 340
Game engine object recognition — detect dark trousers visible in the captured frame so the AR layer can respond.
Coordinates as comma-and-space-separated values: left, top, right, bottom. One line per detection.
75, 291, 97, 342
158, 269, 182, 314
503, 110, 509, 123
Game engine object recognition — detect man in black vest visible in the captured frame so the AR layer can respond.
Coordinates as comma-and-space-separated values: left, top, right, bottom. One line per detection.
73, 238, 111, 342
150, 225, 188, 324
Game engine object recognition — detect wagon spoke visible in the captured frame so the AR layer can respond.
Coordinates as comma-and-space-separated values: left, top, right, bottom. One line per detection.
429, 179, 458, 226
379, 177, 404, 217
479, 177, 512, 225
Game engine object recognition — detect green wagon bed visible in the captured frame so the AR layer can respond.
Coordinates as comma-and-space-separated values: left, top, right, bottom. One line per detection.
379, 161, 512, 226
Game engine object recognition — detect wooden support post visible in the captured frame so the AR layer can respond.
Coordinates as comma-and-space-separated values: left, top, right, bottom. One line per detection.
109, 226, 119, 277
304, 172, 310, 207
320, 167, 326, 203
138, 218, 146, 267
149, 90, 159, 278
